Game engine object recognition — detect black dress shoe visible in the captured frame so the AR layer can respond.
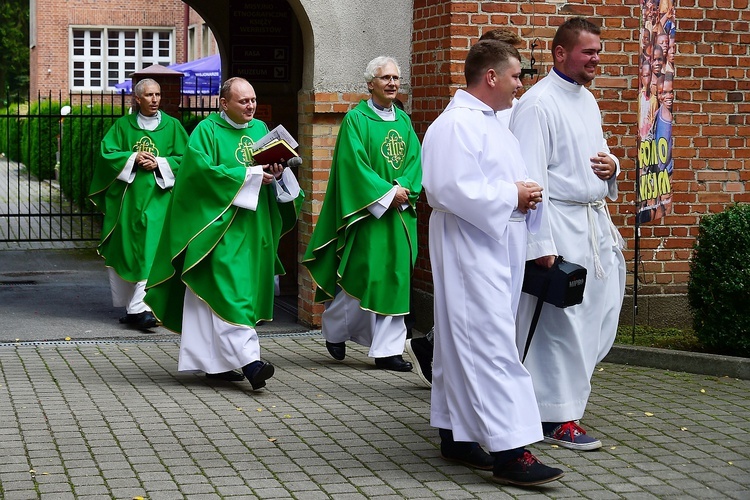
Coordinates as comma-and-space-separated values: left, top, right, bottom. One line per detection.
119, 313, 138, 324
206, 370, 245, 382
121, 311, 159, 330
133, 311, 159, 331
374, 355, 413, 372
242, 360, 275, 390
405, 337, 433, 387
326, 341, 346, 361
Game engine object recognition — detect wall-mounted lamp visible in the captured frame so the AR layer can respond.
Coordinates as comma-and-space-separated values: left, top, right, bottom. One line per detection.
521, 38, 540, 79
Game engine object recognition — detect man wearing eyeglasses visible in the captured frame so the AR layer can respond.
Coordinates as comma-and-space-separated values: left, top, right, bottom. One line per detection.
303, 56, 422, 373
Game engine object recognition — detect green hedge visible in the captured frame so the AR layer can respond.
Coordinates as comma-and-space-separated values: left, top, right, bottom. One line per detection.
21, 100, 63, 180
0, 104, 24, 162
59, 104, 125, 208
5, 103, 201, 209
181, 112, 207, 135
688, 203, 750, 357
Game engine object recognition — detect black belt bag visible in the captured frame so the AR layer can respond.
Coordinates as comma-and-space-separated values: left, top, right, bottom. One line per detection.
521, 256, 587, 361
522, 256, 587, 308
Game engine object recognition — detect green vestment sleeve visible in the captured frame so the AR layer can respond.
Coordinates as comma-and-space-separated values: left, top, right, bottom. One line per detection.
88, 113, 189, 281
145, 113, 304, 332
302, 101, 422, 315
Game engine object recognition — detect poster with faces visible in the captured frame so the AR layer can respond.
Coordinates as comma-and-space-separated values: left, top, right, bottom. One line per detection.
636, 0, 676, 224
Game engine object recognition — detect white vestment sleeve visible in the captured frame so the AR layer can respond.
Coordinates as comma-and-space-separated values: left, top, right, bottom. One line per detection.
153, 157, 175, 189
272, 168, 301, 203
526, 200, 543, 234
423, 110, 517, 242
367, 185, 397, 219
116, 153, 138, 183
605, 148, 620, 201
233, 165, 264, 211
510, 104, 558, 260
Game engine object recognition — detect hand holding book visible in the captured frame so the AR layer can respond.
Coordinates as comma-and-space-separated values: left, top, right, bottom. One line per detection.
252, 138, 299, 165
252, 124, 300, 166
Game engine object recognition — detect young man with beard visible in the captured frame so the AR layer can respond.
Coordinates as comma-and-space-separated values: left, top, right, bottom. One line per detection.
510, 17, 626, 451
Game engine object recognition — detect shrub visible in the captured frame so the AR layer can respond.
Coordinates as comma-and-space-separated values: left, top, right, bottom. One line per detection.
180, 111, 208, 135
688, 203, 750, 357
59, 103, 125, 208
21, 100, 62, 180
0, 104, 24, 162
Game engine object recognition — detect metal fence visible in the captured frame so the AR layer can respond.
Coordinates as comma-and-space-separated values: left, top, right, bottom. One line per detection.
0, 91, 215, 244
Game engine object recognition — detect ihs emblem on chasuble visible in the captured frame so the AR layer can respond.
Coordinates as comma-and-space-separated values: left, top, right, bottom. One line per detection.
132, 136, 159, 156
381, 129, 406, 170
235, 136, 256, 167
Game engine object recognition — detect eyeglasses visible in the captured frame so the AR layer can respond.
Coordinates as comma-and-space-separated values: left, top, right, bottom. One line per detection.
375, 75, 400, 82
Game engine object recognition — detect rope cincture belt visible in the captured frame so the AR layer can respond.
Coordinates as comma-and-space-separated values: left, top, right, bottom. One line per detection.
550, 198, 624, 280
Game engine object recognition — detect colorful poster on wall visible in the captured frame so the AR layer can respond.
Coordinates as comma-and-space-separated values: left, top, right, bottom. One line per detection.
636, 0, 676, 224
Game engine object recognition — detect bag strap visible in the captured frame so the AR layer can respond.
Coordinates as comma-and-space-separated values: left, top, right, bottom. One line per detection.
522, 256, 563, 362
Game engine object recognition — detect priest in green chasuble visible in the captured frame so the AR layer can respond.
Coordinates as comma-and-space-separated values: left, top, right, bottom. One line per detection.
302, 57, 422, 372
89, 78, 188, 332
145, 77, 303, 390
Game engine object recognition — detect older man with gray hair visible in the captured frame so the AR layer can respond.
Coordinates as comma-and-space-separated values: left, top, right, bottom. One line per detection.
303, 56, 422, 372
89, 78, 188, 331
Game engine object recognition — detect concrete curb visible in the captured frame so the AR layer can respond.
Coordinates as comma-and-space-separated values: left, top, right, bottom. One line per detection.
605, 344, 750, 380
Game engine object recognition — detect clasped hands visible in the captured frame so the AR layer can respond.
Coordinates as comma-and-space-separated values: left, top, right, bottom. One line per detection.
135, 151, 158, 171
516, 181, 543, 214
390, 186, 410, 208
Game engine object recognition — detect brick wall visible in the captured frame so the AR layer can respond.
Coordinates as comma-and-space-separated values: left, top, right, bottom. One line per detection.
31, 0, 187, 97
410, 0, 749, 304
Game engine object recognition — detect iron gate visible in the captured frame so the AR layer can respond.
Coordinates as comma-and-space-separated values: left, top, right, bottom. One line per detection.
1, 91, 215, 244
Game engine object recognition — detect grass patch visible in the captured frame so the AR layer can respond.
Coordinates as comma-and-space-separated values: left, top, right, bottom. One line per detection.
616, 325, 704, 352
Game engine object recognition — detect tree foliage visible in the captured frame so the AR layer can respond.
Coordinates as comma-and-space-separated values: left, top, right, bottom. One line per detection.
0, 0, 30, 103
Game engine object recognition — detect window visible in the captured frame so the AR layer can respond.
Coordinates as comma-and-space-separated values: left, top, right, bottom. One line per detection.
188, 26, 196, 61
202, 24, 211, 57
70, 27, 174, 90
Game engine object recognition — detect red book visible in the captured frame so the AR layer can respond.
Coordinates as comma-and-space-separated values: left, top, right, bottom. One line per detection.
251, 139, 298, 165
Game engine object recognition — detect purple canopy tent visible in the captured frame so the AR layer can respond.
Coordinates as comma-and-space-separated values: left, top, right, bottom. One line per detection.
114, 54, 221, 95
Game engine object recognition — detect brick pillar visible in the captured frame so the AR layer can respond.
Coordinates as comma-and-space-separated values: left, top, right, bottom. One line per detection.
410, 0, 460, 299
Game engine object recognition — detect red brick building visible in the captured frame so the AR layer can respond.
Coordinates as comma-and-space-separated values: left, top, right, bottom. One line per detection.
29, 0, 216, 97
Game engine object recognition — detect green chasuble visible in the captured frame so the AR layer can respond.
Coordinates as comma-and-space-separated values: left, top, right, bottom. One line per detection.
145, 113, 303, 333
88, 112, 189, 282
302, 100, 422, 315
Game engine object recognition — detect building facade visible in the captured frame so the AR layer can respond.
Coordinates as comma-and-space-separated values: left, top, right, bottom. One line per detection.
29, 0, 218, 97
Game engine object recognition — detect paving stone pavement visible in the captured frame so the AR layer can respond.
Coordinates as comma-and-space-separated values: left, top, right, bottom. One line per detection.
2, 163, 749, 498
0, 334, 748, 500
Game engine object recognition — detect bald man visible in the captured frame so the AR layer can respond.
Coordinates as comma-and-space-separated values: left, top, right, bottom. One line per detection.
146, 77, 303, 390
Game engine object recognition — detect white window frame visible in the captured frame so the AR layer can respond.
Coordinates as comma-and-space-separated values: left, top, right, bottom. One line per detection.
188, 26, 197, 61
202, 23, 211, 57
70, 26, 175, 91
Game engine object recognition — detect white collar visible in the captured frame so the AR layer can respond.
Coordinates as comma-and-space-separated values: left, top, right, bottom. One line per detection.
137, 111, 161, 131
220, 111, 249, 129
367, 99, 396, 121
